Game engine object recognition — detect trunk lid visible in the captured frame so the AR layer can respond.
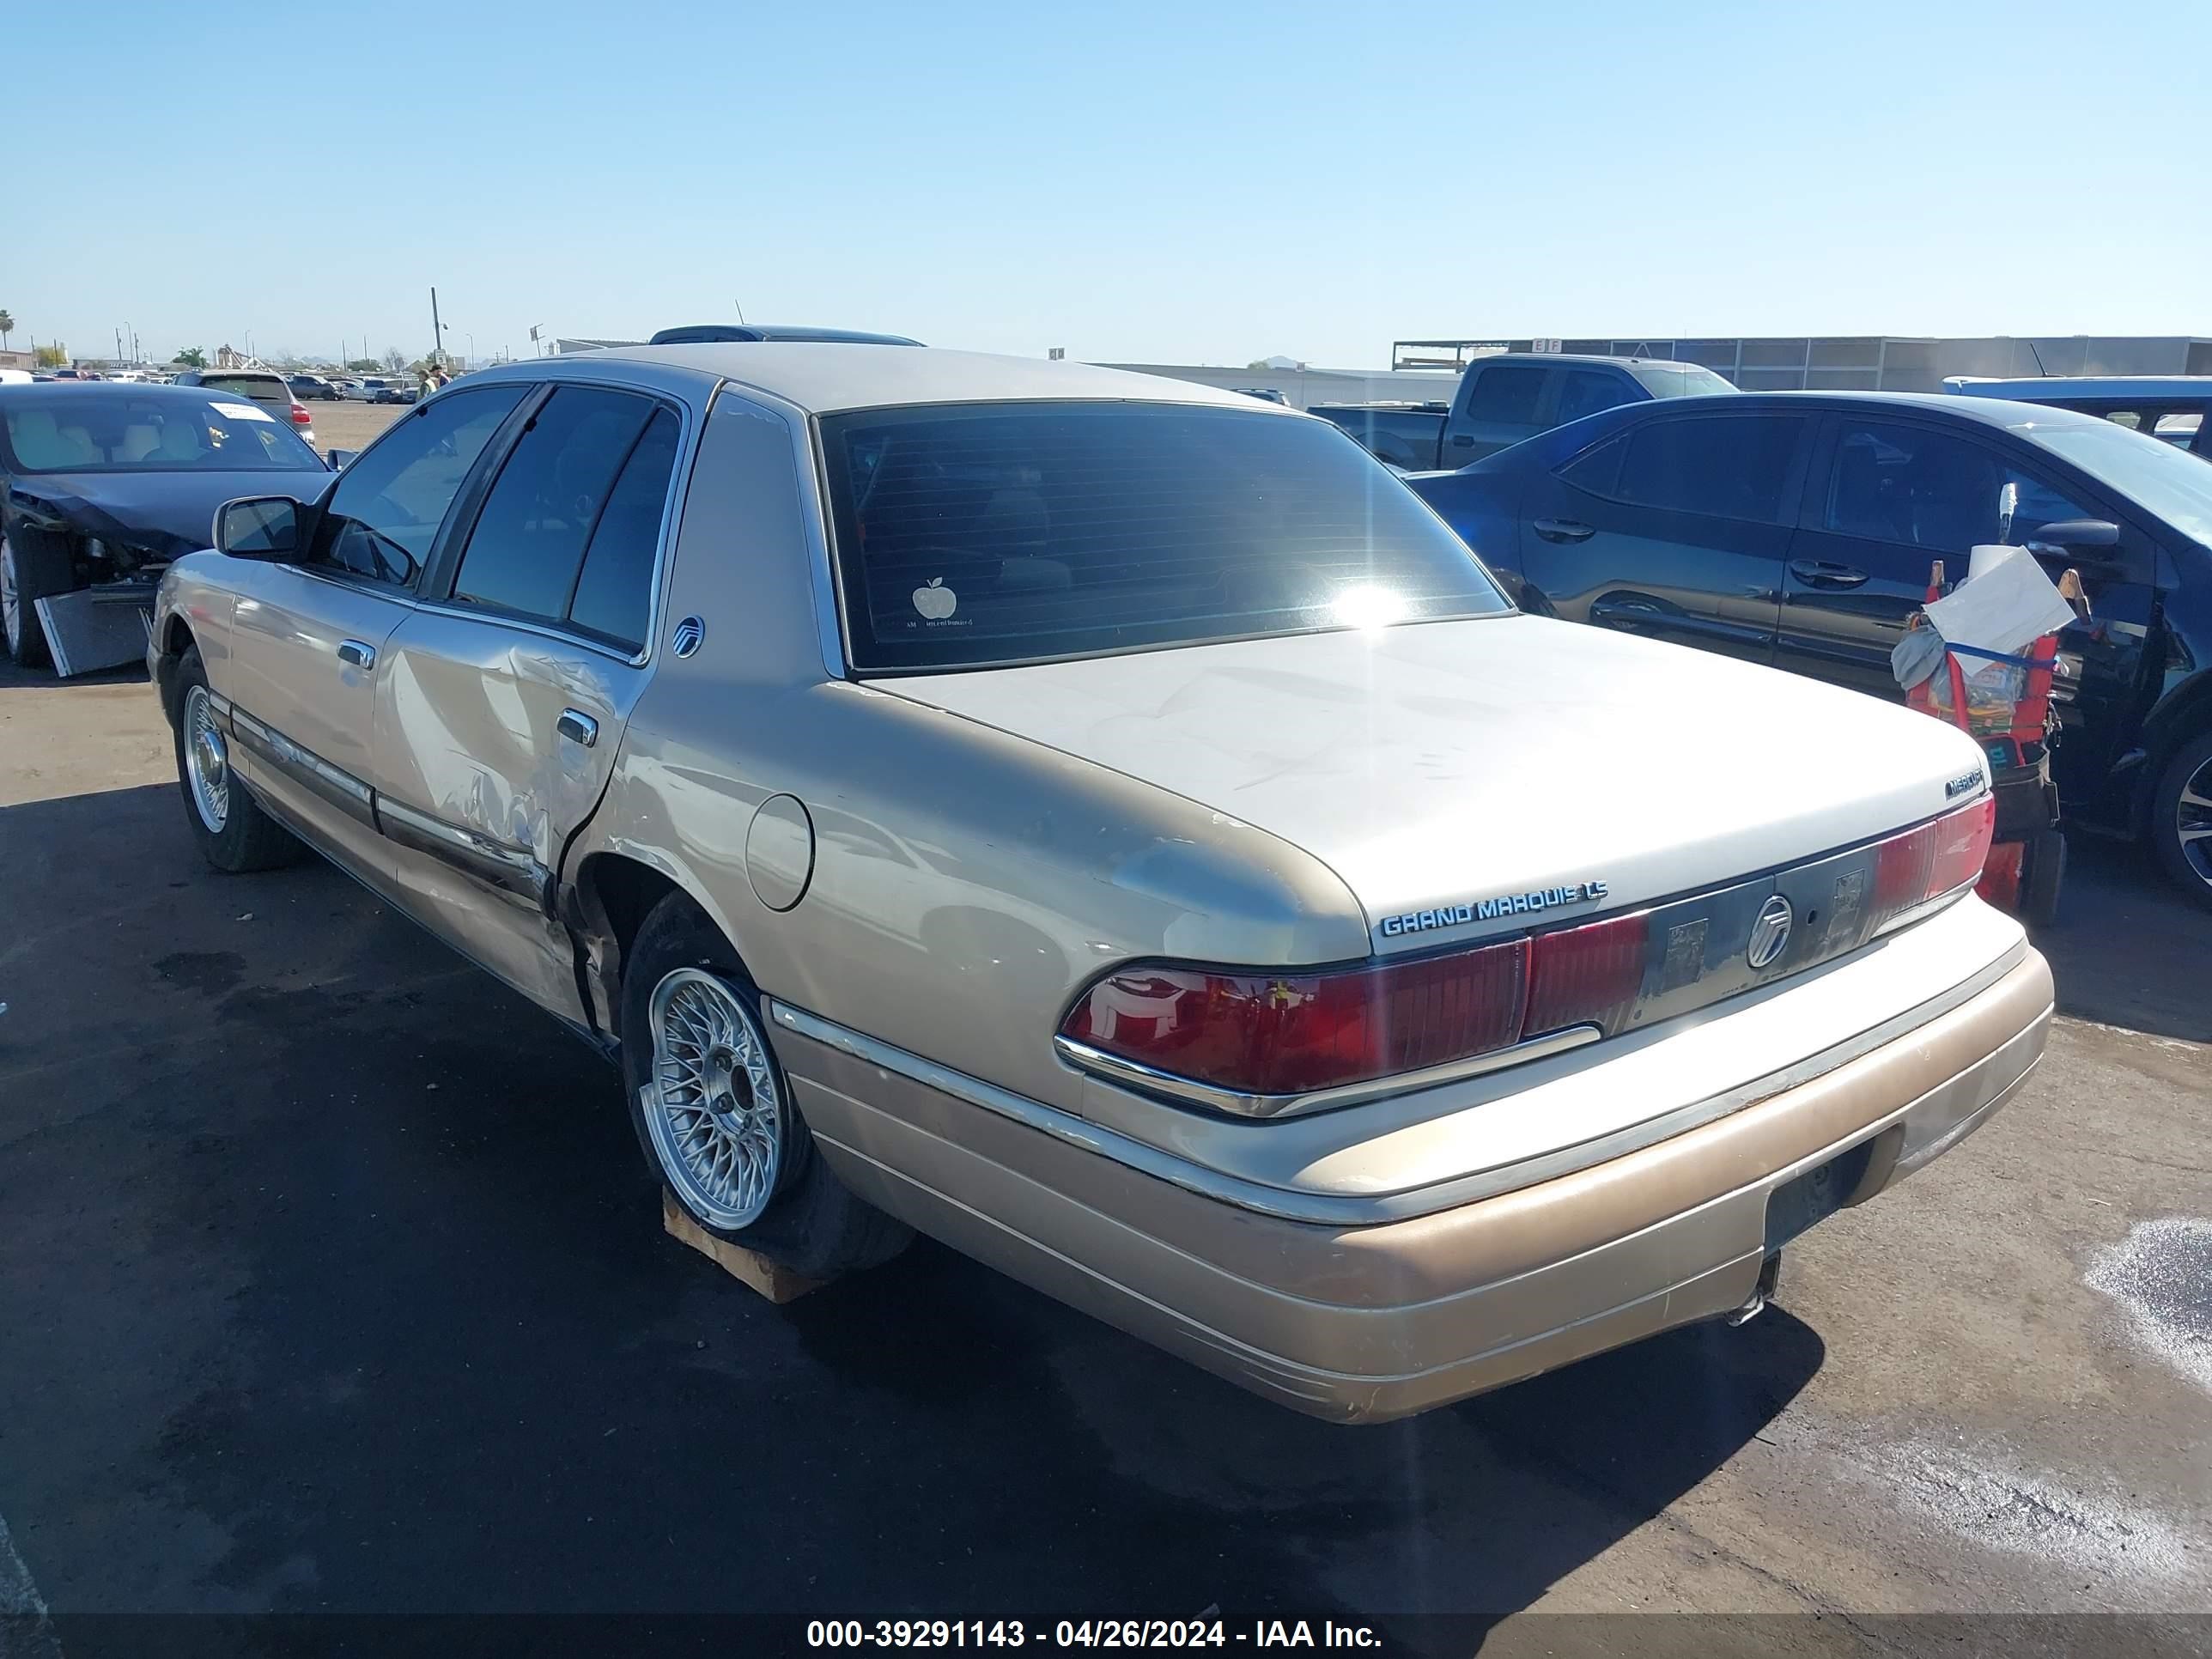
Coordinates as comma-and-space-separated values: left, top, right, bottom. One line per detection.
882, 614, 1990, 954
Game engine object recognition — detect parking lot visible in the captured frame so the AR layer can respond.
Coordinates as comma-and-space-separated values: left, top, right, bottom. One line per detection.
299, 397, 403, 457
0, 659, 2207, 1654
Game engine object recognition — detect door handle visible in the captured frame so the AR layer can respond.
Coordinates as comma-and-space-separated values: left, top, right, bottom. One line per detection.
1533, 518, 1595, 544
1788, 559, 1869, 589
1449, 434, 1475, 448
336, 639, 376, 670
557, 708, 599, 749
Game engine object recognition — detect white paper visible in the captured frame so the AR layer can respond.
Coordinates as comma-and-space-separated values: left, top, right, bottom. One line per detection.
210, 401, 273, 422
1923, 544, 2075, 658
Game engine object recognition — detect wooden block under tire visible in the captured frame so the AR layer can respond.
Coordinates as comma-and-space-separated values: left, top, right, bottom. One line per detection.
661, 1191, 825, 1304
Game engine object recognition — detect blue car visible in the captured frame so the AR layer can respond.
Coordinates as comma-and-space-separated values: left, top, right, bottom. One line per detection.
1408, 391, 2212, 908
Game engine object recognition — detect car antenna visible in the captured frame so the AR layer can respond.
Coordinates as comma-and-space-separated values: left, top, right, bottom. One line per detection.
734, 297, 747, 325
2027, 340, 2050, 377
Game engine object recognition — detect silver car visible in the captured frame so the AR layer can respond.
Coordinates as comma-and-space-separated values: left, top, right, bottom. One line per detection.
150, 345, 2051, 1420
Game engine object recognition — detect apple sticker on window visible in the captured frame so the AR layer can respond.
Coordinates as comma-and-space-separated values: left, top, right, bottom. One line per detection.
912, 578, 958, 621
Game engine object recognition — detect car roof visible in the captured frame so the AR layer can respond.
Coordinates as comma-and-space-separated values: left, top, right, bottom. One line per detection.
646, 324, 923, 346
1946, 375, 2212, 399
1587, 388, 2112, 431
0, 380, 259, 401
487, 343, 1287, 416
1472, 352, 1704, 370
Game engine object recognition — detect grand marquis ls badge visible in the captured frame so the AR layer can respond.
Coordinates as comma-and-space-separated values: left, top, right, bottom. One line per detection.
1379, 878, 1609, 939
1746, 894, 1794, 969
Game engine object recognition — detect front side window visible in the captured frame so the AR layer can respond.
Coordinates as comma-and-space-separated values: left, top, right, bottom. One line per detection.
821, 402, 1507, 672
2, 392, 326, 474
1566, 414, 1802, 523
1824, 419, 2091, 551
318, 385, 526, 586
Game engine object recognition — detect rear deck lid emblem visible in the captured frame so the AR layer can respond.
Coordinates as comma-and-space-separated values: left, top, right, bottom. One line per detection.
1747, 894, 1794, 969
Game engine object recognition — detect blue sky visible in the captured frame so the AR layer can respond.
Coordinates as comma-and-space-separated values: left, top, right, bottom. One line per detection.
12, 0, 2206, 368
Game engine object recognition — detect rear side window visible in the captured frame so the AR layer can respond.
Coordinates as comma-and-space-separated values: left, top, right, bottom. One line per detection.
1553, 370, 1636, 426
821, 401, 1506, 672
450, 386, 665, 638
1580, 414, 1803, 524
1463, 366, 1546, 424
567, 407, 680, 651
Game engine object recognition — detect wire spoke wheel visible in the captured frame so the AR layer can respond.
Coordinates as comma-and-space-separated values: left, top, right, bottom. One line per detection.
644, 968, 785, 1231
183, 684, 231, 833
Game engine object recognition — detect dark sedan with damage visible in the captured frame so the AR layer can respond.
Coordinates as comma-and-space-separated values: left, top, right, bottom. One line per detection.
2, 383, 336, 674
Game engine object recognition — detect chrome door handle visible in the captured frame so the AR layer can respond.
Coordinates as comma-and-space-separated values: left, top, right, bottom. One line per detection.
337, 639, 376, 670
1788, 559, 1870, 589
1533, 517, 1595, 544
557, 708, 599, 748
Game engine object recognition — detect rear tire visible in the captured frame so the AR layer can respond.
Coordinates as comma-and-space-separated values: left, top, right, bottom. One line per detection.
170, 647, 302, 872
2020, 830, 2066, 929
620, 893, 912, 1279
2149, 731, 2212, 913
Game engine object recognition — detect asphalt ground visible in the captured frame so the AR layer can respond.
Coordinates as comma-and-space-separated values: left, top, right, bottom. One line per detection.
0, 661, 2207, 1658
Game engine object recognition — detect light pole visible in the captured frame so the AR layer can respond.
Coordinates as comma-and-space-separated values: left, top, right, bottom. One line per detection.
466, 332, 476, 369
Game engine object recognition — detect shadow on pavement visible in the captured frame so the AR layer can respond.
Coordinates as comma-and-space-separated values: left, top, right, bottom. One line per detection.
0, 782, 1824, 1648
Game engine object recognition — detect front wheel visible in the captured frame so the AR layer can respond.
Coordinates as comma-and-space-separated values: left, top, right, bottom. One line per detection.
2, 532, 57, 668
171, 648, 302, 872
620, 894, 911, 1279
2150, 732, 2212, 913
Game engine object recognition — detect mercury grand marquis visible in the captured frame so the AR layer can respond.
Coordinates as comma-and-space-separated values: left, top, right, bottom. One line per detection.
149, 343, 2053, 1421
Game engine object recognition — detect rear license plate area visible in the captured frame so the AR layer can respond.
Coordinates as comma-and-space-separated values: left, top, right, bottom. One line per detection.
1764, 1139, 1876, 1252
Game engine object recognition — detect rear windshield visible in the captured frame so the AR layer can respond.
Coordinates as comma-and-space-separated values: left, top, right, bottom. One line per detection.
820, 401, 1508, 672
1630, 363, 1738, 398
198, 374, 289, 404
1, 392, 326, 474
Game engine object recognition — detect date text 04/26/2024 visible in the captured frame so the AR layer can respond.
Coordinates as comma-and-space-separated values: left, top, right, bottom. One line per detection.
805, 1620, 1383, 1649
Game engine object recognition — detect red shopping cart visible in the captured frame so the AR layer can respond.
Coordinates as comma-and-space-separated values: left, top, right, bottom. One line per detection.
1902, 559, 2075, 925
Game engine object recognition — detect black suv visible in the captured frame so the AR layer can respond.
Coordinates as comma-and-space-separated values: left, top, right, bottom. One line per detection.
1410, 392, 2212, 907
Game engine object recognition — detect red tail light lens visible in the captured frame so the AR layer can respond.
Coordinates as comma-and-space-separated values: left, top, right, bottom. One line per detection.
1524, 911, 1649, 1036
1060, 938, 1529, 1099
1873, 793, 1994, 932
1927, 794, 1996, 897
289, 402, 312, 424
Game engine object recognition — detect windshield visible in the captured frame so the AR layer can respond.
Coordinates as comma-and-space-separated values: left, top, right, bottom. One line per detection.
1, 391, 327, 474
821, 401, 1510, 672
2026, 416, 2212, 544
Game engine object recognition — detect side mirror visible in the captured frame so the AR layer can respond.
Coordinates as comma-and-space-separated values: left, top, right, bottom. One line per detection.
2025, 518, 2121, 557
326, 448, 357, 471
214, 495, 303, 560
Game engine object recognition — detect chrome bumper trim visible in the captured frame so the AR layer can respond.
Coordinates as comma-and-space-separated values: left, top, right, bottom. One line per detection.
1053, 1024, 1601, 1120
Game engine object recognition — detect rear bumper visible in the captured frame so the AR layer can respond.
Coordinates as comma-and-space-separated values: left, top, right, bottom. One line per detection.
775, 948, 2051, 1422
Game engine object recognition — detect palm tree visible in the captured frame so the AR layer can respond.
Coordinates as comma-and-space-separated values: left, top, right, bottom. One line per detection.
175, 347, 207, 368
0, 312, 14, 351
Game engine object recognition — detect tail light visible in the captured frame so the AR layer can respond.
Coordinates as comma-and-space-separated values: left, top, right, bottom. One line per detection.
1524, 911, 1648, 1036
289, 401, 312, 424
1058, 941, 1529, 1103
1871, 794, 1994, 936
1062, 794, 1994, 1117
